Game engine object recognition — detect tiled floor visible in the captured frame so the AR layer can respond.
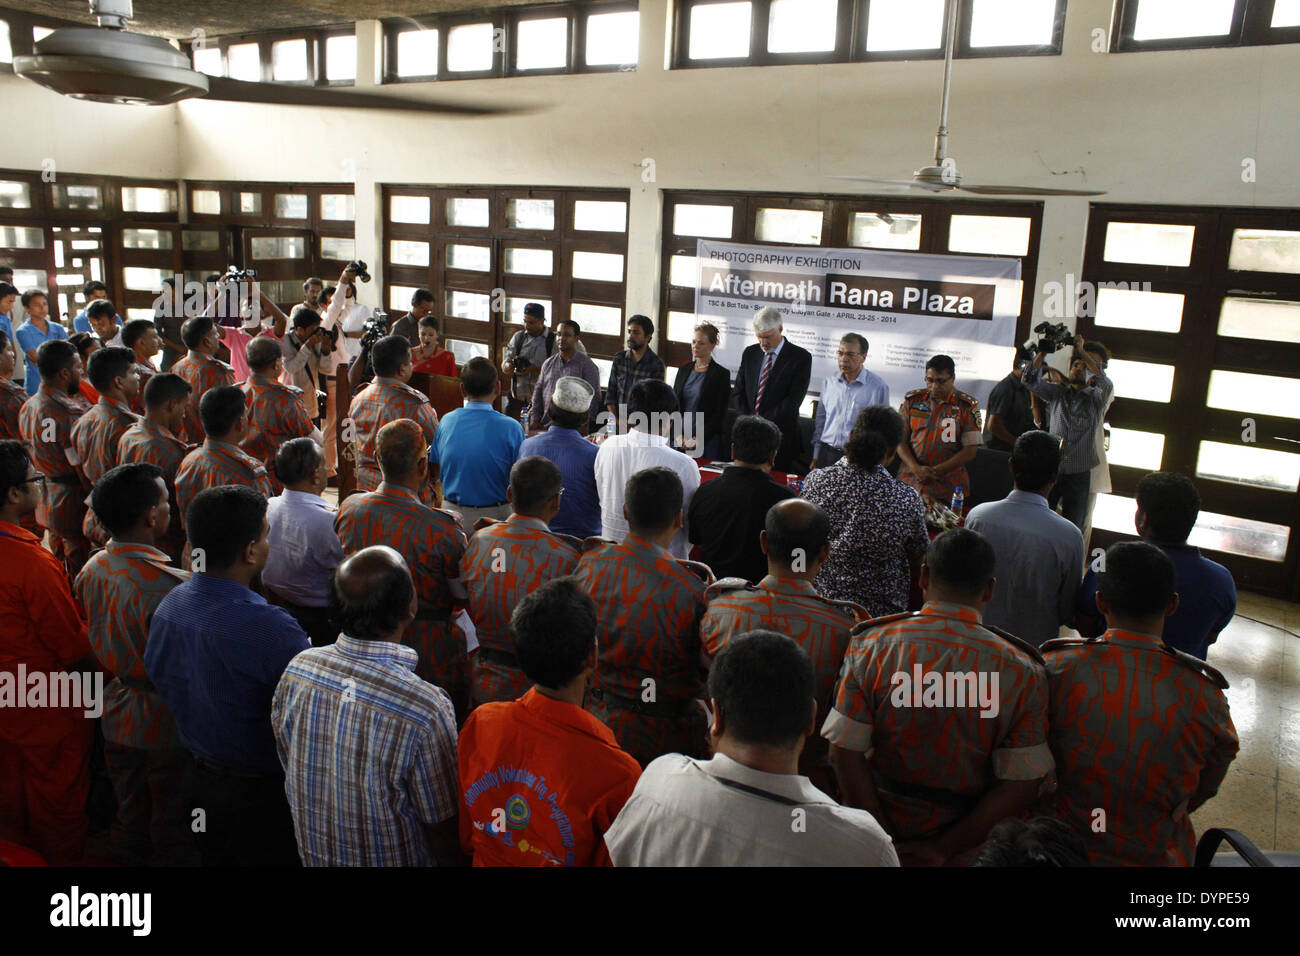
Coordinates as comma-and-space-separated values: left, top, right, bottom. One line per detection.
1187, 591, 1300, 852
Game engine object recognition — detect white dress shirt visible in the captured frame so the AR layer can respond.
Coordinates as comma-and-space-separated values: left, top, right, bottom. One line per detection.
264, 489, 346, 607
605, 753, 899, 867
594, 429, 700, 559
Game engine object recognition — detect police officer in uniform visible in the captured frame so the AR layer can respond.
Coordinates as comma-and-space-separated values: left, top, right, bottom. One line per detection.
895, 354, 982, 506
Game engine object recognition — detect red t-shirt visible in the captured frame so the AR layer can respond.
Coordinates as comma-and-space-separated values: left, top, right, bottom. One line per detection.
458, 687, 641, 866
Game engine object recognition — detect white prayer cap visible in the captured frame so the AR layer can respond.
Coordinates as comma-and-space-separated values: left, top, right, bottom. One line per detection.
552, 376, 595, 414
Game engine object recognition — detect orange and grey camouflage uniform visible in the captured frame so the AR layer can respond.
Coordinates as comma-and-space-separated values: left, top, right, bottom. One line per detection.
174, 439, 274, 532
169, 350, 235, 443
128, 361, 156, 416
19, 384, 90, 571
117, 419, 192, 563
70, 395, 139, 547
573, 535, 714, 767
822, 602, 1055, 849
345, 377, 439, 505
1041, 628, 1238, 866
899, 387, 982, 504
335, 483, 469, 716
461, 514, 582, 705
0, 376, 25, 441
242, 374, 315, 494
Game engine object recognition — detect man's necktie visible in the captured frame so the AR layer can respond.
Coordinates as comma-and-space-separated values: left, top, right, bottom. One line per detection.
754, 350, 775, 412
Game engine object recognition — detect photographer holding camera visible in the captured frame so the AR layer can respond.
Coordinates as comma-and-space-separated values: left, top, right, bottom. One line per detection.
279, 307, 331, 427
1023, 331, 1113, 531
501, 303, 554, 420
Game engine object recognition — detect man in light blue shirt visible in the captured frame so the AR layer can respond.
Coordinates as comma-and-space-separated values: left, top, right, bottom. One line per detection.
72, 280, 122, 334
964, 430, 1085, 646
15, 290, 69, 396
811, 332, 889, 468
0, 281, 17, 354
518, 376, 602, 538
429, 357, 524, 535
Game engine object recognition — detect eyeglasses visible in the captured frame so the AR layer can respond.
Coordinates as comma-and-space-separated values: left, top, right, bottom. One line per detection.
20, 473, 47, 487
836, 350, 863, 359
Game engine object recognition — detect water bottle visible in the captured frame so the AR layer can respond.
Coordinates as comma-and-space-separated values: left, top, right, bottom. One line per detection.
950, 486, 964, 515
519, 404, 531, 424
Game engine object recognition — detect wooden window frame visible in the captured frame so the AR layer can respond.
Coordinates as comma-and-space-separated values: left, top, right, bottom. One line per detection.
1111, 0, 1300, 52
182, 25, 356, 87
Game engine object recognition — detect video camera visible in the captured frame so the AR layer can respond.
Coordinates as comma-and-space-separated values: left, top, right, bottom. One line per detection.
1029, 321, 1074, 356
222, 265, 258, 282
359, 310, 391, 354
345, 260, 371, 283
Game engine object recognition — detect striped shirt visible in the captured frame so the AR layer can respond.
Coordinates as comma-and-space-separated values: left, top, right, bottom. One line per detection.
272, 636, 459, 867
1024, 370, 1114, 475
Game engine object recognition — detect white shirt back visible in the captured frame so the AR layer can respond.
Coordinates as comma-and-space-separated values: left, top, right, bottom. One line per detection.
594, 430, 700, 559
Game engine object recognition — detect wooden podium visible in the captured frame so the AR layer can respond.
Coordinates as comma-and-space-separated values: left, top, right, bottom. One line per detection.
409, 371, 465, 421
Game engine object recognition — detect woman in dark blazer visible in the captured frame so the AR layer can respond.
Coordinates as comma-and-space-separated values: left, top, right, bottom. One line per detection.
673, 321, 732, 461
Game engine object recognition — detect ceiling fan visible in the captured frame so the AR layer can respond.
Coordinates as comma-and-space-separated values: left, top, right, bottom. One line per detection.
834, 0, 1104, 197
11, 0, 520, 115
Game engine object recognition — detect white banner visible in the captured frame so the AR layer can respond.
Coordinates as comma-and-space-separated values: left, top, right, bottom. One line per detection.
693, 240, 1023, 409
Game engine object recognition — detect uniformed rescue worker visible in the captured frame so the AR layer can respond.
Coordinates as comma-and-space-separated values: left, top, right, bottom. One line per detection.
121, 318, 161, 417
117, 373, 193, 564
174, 386, 274, 537
169, 315, 235, 443
895, 354, 982, 506
242, 336, 322, 495
70, 347, 140, 548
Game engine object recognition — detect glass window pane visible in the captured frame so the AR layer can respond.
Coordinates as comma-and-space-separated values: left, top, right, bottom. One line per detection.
0, 180, 32, 209
182, 231, 220, 251
767, 0, 838, 54
1108, 358, 1175, 403
866, 0, 944, 51
123, 267, 166, 292
191, 189, 221, 215
122, 228, 173, 250
948, 215, 1031, 256
586, 10, 639, 66
321, 194, 355, 221
1275, 0, 1300, 27
1093, 287, 1184, 333
574, 200, 627, 232
10, 270, 47, 291
325, 34, 357, 81
1227, 228, 1300, 274
447, 22, 494, 73
321, 237, 355, 260
271, 39, 309, 81
389, 285, 420, 310
506, 298, 553, 326
670, 255, 698, 287
122, 186, 176, 213
250, 236, 305, 259
1133, 0, 1235, 41
1217, 297, 1300, 344
274, 194, 308, 219
390, 195, 430, 224
125, 308, 155, 321
0, 226, 44, 249
504, 248, 553, 275
517, 17, 567, 70
755, 208, 823, 245
447, 290, 491, 322
0, 22, 10, 65
52, 184, 103, 210
390, 239, 430, 266
239, 192, 263, 215
570, 303, 622, 337
1197, 440, 1300, 493
668, 310, 697, 344
591, 357, 613, 382
33, 26, 53, 43
448, 197, 491, 228
1103, 221, 1195, 267
446, 244, 491, 271
228, 43, 261, 82
193, 46, 223, 76
673, 203, 733, 238
970, 0, 1057, 48
1091, 493, 1290, 562
397, 28, 438, 77
689, 2, 753, 59
1207, 370, 1300, 419
448, 338, 490, 365
506, 198, 554, 230
849, 212, 922, 250
1107, 427, 1165, 471
572, 251, 624, 282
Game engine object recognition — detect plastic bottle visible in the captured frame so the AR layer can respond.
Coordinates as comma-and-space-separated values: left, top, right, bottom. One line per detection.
520, 404, 531, 425
950, 486, 964, 516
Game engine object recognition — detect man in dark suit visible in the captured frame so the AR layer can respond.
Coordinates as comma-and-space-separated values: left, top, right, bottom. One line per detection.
733, 307, 812, 473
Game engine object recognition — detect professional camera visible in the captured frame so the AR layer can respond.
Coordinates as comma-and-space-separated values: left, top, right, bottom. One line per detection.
358, 309, 391, 353
345, 260, 371, 283
1029, 321, 1074, 355
316, 324, 340, 351
223, 264, 258, 282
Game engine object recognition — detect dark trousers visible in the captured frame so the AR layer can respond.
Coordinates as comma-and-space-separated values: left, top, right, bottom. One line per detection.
191, 758, 301, 867
814, 443, 845, 468
270, 592, 340, 647
103, 742, 198, 866
1050, 471, 1092, 531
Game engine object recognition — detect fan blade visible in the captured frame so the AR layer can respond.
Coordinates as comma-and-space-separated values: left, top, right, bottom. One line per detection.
959, 183, 1107, 196
828, 176, 950, 192
202, 76, 526, 116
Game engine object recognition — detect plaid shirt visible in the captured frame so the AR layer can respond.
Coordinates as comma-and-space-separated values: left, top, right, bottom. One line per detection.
898, 387, 983, 504
462, 515, 581, 705
272, 635, 459, 866
175, 439, 274, 531
70, 397, 139, 546
573, 535, 712, 767
19, 385, 88, 537
1042, 629, 1238, 866
1024, 369, 1114, 475
0, 377, 25, 440
335, 484, 468, 702
128, 361, 156, 416
170, 350, 235, 442
822, 602, 1055, 843
605, 348, 666, 410
346, 377, 439, 498
73, 541, 189, 751
242, 375, 315, 493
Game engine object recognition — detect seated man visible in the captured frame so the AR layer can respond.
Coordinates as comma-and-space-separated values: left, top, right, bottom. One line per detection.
347, 335, 439, 501
1043, 541, 1238, 866
823, 528, 1054, 867
574, 466, 713, 767
1076, 471, 1236, 660
606, 630, 898, 867
964, 430, 1084, 646
461, 456, 581, 705
688, 415, 795, 583
242, 336, 321, 494
74, 462, 194, 866
458, 577, 641, 867
144, 485, 311, 867
517, 376, 602, 539
273, 546, 461, 866
701, 499, 864, 790
175, 386, 274, 532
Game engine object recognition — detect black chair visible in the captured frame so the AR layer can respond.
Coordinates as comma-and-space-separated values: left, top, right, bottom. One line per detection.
1196, 827, 1298, 866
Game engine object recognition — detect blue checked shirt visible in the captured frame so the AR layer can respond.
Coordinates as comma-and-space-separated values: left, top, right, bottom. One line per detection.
271, 635, 459, 867
813, 367, 890, 454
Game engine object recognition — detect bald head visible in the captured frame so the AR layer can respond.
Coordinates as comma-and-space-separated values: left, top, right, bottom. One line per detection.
332, 546, 416, 641
763, 498, 831, 579
246, 335, 283, 375
376, 418, 426, 484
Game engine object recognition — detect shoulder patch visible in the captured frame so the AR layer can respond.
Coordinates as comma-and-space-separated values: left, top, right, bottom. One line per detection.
396, 381, 432, 404
904, 387, 927, 401
982, 623, 1046, 666
820, 596, 870, 622
1040, 636, 1102, 654
1162, 644, 1230, 690
677, 558, 716, 586
543, 530, 584, 555
581, 535, 613, 554
705, 576, 758, 602
849, 610, 915, 638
